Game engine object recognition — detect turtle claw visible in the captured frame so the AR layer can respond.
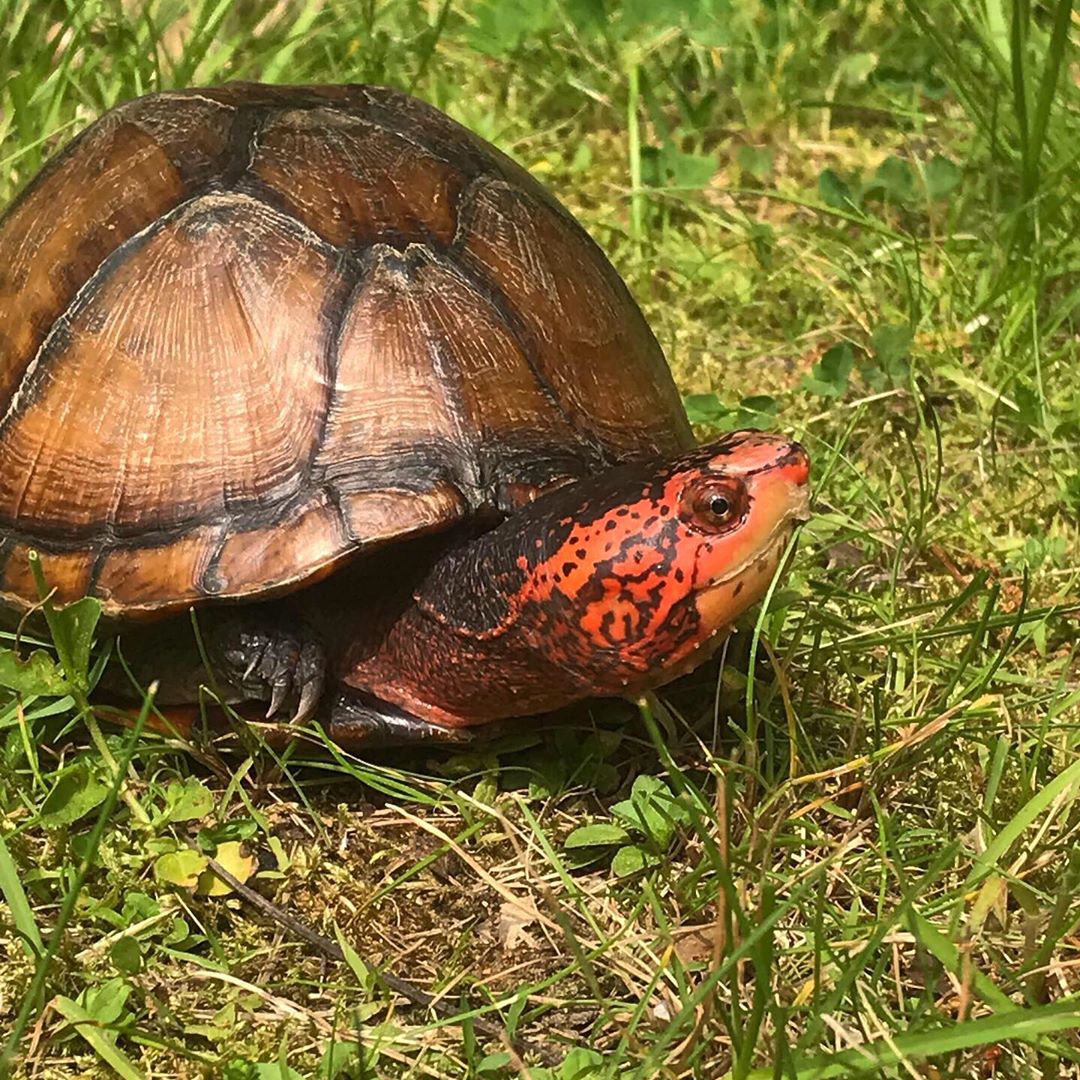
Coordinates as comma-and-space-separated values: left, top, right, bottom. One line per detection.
211, 617, 327, 725
267, 642, 324, 723
325, 689, 480, 748
267, 677, 290, 720
294, 679, 322, 725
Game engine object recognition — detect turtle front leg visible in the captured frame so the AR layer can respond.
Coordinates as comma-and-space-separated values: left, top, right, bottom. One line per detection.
205, 614, 327, 724
323, 688, 480, 749
103, 610, 325, 726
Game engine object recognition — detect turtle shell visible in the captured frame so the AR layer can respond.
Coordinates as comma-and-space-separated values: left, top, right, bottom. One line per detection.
0, 83, 693, 618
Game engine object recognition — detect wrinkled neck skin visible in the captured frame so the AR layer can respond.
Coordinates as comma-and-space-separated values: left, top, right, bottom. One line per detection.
339, 453, 800, 728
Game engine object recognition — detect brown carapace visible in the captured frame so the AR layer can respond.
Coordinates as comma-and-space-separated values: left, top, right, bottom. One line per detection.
0, 83, 811, 746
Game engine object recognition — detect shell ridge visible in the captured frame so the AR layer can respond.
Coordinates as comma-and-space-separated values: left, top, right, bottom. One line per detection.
295, 246, 373, 534
217, 104, 263, 190
434, 226, 603, 460
420, 317, 484, 503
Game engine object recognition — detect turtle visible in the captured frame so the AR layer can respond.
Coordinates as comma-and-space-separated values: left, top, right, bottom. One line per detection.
0, 83, 811, 747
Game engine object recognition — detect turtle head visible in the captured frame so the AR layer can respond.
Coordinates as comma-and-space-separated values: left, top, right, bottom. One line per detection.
513, 431, 811, 691
659, 430, 811, 656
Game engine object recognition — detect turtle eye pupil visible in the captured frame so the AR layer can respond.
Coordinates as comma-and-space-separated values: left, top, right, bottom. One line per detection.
681, 481, 742, 531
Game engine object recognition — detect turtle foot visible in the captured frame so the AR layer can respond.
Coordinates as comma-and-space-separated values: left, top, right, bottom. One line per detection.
325, 689, 478, 749
210, 618, 326, 724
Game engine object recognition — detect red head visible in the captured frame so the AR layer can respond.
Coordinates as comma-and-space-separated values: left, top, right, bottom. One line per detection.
513, 431, 811, 694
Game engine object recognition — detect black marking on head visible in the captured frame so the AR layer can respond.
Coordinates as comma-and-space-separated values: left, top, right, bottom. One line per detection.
520, 515, 700, 671
770, 446, 809, 473
708, 437, 807, 480
703, 442, 739, 463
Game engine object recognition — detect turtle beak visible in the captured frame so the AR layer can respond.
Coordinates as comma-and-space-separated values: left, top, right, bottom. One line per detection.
778, 440, 812, 524
792, 482, 812, 524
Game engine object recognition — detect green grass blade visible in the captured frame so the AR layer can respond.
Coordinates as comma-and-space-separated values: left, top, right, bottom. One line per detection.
51, 996, 147, 1080
904, 910, 1016, 1012
1010, 0, 1033, 195
1027, 0, 1073, 183
0, 688, 153, 1073
965, 754, 1080, 891
746, 1000, 1080, 1079
0, 831, 44, 961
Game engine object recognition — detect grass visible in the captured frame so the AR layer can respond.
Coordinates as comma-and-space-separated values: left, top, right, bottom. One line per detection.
1, 0, 1079, 1076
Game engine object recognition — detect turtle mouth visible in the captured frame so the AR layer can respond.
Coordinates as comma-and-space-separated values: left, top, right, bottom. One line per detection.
722, 522, 793, 590
689, 504, 804, 634
791, 483, 812, 524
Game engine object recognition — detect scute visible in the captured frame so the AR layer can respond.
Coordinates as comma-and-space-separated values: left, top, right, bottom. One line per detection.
0, 83, 693, 617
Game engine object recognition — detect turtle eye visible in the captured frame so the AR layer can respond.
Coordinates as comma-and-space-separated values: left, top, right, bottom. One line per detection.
680, 477, 747, 534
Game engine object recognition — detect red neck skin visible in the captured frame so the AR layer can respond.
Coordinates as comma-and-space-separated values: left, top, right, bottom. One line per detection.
337, 551, 723, 729
336, 443, 803, 728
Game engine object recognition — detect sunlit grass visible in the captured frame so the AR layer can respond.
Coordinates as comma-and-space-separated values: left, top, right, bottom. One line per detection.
1, 0, 1078, 1077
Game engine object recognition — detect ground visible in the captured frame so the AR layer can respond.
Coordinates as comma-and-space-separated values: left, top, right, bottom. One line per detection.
1, 1, 1079, 1078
